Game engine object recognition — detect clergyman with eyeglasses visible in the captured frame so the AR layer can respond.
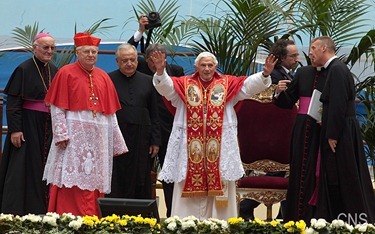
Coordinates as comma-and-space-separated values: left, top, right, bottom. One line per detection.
0, 32, 58, 216
42, 32, 128, 217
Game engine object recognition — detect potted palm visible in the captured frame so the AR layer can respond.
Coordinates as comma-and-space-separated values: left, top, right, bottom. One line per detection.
356, 75, 375, 181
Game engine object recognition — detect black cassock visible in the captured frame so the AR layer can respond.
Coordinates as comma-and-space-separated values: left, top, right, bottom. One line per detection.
274, 65, 326, 222
276, 63, 375, 224
108, 70, 161, 199
0, 56, 58, 215
316, 58, 375, 223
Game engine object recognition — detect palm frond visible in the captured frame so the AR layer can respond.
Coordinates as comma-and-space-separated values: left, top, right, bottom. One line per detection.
189, 0, 284, 75
346, 29, 375, 67
86, 18, 116, 36
11, 22, 41, 53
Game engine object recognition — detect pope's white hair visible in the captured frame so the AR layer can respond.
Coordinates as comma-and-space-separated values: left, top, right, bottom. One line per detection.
194, 52, 218, 66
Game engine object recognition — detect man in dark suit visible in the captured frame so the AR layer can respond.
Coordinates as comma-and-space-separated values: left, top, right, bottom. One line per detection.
128, 16, 185, 217
239, 39, 299, 221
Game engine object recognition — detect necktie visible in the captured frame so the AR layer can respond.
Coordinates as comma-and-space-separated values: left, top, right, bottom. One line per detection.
287, 72, 294, 80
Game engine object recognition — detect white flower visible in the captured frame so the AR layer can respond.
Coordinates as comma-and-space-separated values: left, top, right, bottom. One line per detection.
46, 212, 60, 219
220, 221, 228, 229
69, 219, 83, 230
0, 213, 14, 221
305, 227, 318, 234
165, 216, 179, 224
43, 215, 58, 226
167, 221, 177, 230
356, 223, 368, 232
331, 219, 345, 228
345, 223, 354, 232
182, 215, 199, 222
310, 218, 317, 226
315, 218, 328, 229
181, 219, 196, 230
60, 213, 76, 222
203, 219, 219, 230
207, 218, 228, 230
21, 214, 42, 222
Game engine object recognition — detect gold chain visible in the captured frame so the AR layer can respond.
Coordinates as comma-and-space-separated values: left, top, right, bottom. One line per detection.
32, 56, 51, 92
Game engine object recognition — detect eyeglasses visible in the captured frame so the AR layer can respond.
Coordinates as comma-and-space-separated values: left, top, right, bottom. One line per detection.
81, 49, 98, 55
287, 53, 299, 58
119, 58, 137, 64
36, 45, 56, 51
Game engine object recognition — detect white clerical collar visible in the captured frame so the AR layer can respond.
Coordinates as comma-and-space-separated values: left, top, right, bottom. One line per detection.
281, 66, 290, 74
323, 56, 337, 69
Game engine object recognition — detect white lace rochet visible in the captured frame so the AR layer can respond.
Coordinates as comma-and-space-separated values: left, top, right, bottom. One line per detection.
43, 106, 128, 194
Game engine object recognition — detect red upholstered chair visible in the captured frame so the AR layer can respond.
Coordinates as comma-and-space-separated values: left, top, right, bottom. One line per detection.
236, 86, 297, 221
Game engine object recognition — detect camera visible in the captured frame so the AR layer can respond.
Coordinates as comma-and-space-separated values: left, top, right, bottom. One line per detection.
144, 12, 162, 30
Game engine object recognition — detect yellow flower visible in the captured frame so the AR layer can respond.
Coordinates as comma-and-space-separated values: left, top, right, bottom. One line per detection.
284, 220, 295, 229
118, 219, 128, 226
82, 216, 95, 227
143, 217, 157, 227
102, 214, 120, 223
254, 217, 265, 225
134, 215, 145, 224
296, 220, 306, 231
270, 220, 280, 227
228, 217, 244, 225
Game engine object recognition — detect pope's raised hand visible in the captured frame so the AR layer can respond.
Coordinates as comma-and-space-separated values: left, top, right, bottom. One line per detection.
262, 54, 278, 77
150, 51, 166, 75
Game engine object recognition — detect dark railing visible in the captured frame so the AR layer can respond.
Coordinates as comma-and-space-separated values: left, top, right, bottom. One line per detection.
0, 93, 3, 160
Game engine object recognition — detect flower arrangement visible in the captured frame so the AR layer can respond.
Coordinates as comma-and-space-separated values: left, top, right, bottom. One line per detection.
0, 212, 160, 234
305, 218, 375, 234
1, 213, 375, 233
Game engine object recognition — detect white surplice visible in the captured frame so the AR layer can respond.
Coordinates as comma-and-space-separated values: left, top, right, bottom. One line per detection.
43, 105, 128, 194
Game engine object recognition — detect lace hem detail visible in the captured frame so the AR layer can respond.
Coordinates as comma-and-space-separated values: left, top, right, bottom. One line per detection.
43, 109, 127, 194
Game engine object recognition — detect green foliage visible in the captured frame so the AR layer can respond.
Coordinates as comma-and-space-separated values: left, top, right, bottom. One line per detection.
12, 22, 41, 54
11, 19, 115, 69
345, 29, 375, 68
289, 0, 369, 48
86, 18, 115, 37
189, 0, 285, 75
356, 76, 375, 171
124, 0, 375, 77
128, 0, 197, 63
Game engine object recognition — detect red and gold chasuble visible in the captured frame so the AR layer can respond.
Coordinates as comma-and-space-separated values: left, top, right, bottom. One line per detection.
171, 72, 246, 203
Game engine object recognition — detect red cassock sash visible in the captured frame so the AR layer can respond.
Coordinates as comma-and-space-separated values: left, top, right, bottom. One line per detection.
171, 72, 246, 198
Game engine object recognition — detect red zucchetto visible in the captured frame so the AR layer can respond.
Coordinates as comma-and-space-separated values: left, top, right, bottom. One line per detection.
73, 32, 101, 47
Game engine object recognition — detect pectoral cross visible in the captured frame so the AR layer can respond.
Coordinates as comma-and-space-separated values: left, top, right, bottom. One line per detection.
89, 94, 99, 117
